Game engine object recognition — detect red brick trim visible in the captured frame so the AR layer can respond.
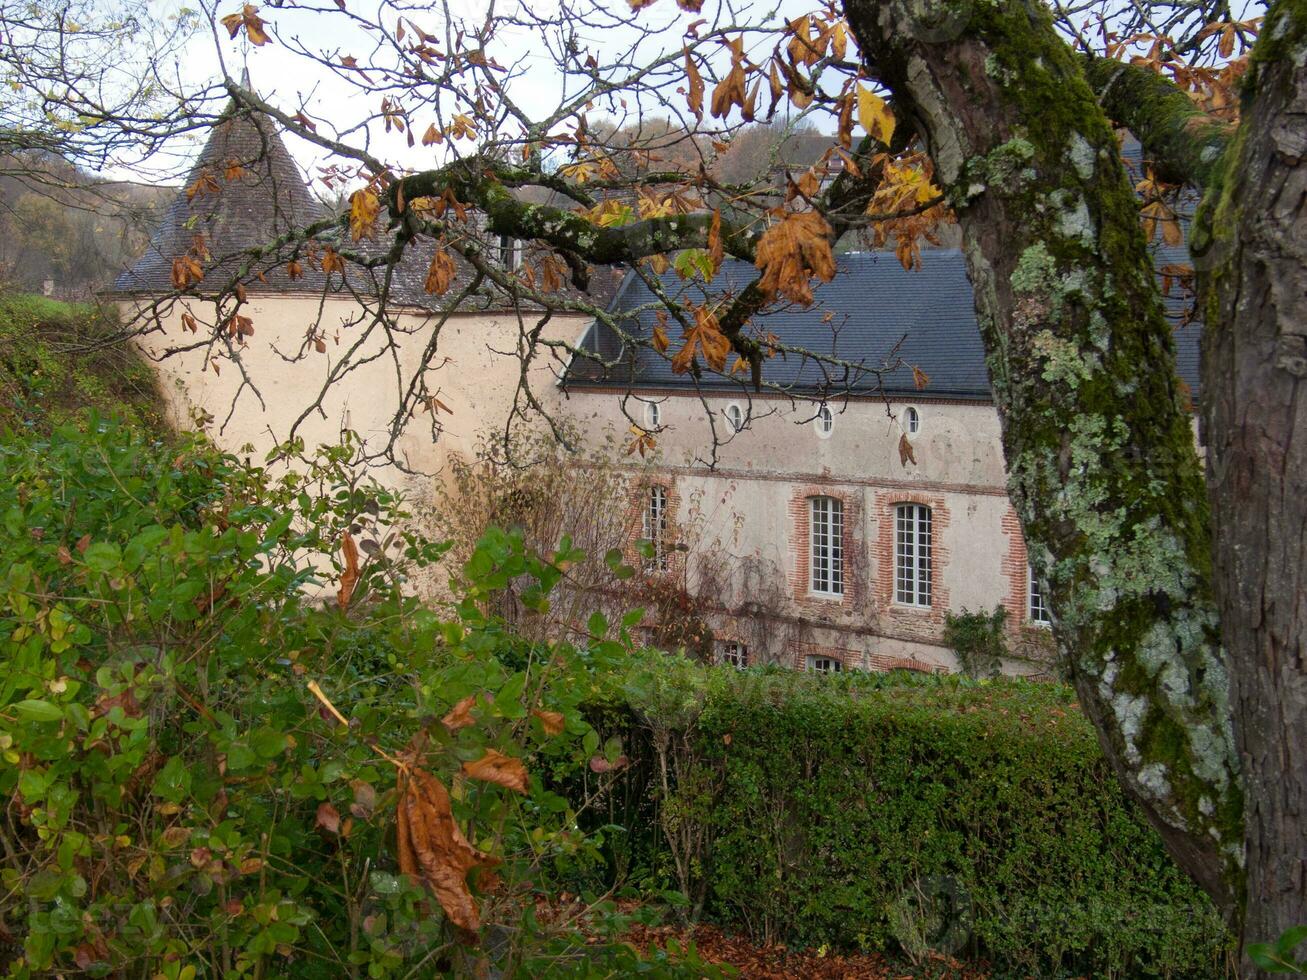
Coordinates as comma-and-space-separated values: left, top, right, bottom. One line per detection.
867, 651, 942, 674
625, 477, 682, 577
787, 484, 863, 610
1000, 507, 1030, 625
792, 640, 861, 672
872, 490, 950, 641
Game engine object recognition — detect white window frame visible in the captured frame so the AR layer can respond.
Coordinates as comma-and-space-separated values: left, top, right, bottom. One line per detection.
721, 641, 748, 669
814, 403, 834, 438
644, 399, 661, 429
894, 503, 933, 607
724, 402, 744, 433
1029, 564, 1051, 626
905, 406, 921, 435
809, 496, 844, 596
642, 485, 669, 572
806, 655, 843, 674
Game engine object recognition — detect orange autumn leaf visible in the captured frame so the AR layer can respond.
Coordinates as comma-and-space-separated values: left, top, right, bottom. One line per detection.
684, 48, 704, 122
441, 694, 478, 733
462, 749, 529, 794
424, 250, 456, 295
671, 306, 731, 375
532, 709, 565, 736
336, 531, 360, 609
395, 768, 498, 931
754, 211, 836, 305
220, 4, 271, 45
898, 432, 917, 467
348, 188, 380, 242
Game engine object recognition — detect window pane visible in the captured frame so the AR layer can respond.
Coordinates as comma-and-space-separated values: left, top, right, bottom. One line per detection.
643, 486, 668, 571
895, 504, 932, 606
1029, 565, 1050, 624
809, 496, 843, 595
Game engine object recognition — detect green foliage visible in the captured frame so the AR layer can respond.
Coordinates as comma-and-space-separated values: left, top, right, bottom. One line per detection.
586, 661, 1235, 978
942, 605, 1008, 679
1248, 925, 1307, 974
0, 416, 723, 978
0, 294, 165, 432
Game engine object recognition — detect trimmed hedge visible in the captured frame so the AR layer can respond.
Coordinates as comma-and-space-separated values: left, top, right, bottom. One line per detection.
586, 661, 1235, 978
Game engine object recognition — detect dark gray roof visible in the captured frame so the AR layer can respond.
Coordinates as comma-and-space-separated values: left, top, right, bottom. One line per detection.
568, 248, 1202, 401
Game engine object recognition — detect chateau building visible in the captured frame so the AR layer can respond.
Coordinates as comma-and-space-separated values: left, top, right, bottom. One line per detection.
110, 104, 1202, 676
563, 251, 1201, 676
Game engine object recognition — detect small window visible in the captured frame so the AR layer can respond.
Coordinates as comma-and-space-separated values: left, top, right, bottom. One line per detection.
806, 655, 843, 674
721, 641, 748, 669
644, 400, 661, 428
894, 503, 933, 607
905, 406, 920, 435
809, 496, 844, 596
498, 233, 521, 271
642, 485, 669, 572
1029, 565, 1051, 626
814, 403, 834, 438
725, 402, 744, 433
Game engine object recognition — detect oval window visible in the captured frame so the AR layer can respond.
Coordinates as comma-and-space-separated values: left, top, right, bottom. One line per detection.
814, 403, 834, 438
905, 406, 920, 434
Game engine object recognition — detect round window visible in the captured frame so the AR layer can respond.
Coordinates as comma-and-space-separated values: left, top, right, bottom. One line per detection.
644, 400, 661, 428
725, 403, 744, 432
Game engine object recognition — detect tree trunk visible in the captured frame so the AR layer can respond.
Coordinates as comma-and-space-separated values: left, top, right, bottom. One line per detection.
1198, 0, 1307, 962
845, 0, 1244, 915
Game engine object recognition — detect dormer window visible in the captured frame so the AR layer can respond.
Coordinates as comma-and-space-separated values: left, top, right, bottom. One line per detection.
498, 233, 521, 271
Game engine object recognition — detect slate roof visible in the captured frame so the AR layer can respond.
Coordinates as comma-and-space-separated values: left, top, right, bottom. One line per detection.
568, 248, 1203, 401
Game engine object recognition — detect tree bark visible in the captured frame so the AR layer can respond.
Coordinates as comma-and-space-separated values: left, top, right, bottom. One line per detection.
1197, 0, 1307, 963
845, 0, 1244, 916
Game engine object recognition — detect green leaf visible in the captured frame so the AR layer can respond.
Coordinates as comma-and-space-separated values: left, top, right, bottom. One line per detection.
13, 699, 63, 723
82, 541, 122, 573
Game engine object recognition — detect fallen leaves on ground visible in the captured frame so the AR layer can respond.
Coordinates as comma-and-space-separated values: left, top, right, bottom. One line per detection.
624, 920, 990, 979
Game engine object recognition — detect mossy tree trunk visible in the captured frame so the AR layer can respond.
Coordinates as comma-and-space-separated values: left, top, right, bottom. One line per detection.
1197, 0, 1307, 960
845, 0, 1244, 920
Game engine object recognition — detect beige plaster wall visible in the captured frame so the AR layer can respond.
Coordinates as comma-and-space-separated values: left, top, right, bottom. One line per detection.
120, 294, 587, 503
566, 386, 1057, 676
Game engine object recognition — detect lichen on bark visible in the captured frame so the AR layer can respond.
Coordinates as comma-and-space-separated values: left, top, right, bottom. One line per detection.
846, 0, 1243, 914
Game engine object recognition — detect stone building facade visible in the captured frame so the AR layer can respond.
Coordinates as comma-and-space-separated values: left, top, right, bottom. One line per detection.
110, 106, 1201, 677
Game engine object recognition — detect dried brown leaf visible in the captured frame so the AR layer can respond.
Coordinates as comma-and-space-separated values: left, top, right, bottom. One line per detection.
462, 749, 529, 794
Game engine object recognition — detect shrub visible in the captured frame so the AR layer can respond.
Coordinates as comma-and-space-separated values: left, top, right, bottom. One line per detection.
942, 605, 1008, 679
586, 661, 1235, 978
0, 416, 721, 978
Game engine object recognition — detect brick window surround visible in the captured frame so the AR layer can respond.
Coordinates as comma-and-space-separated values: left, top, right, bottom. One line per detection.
626, 479, 682, 576
872, 490, 950, 630
788, 484, 862, 610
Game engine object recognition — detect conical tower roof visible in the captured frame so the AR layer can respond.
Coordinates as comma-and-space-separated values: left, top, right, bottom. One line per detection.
111, 101, 443, 306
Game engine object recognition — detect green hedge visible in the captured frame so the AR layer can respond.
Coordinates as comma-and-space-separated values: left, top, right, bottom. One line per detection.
587, 662, 1235, 978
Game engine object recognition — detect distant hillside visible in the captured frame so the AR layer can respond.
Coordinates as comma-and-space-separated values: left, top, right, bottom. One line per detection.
0, 293, 166, 431
0, 152, 175, 299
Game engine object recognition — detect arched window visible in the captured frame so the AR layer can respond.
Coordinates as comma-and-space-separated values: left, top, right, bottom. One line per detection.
643, 485, 669, 571
894, 503, 932, 606
905, 406, 921, 434
814, 403, 834, 438
809, 496, 844, 595
644, 400, 661, 429
1028, 565, 1051, 626
725, 402, 744, 433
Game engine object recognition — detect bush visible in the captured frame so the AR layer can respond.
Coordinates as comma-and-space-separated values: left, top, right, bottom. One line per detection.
943, 606, 1008, 679
586, 661, 1235, 978
0, 416, 722, 978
